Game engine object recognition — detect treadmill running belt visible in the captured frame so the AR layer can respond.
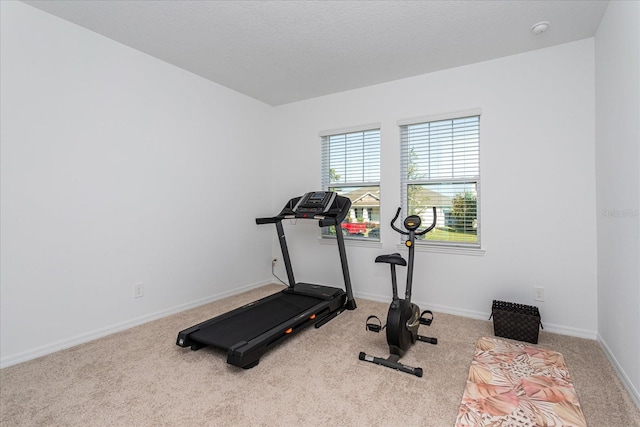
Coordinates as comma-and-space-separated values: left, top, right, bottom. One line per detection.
190, 293, 321, 350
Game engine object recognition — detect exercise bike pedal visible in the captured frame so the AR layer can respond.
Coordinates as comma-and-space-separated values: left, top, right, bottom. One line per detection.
419, 310, 434, 326
365, 315, 385, 333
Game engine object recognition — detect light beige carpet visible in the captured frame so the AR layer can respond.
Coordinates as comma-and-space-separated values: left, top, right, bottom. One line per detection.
1, 284, 639, 426
456, 337, 587, 426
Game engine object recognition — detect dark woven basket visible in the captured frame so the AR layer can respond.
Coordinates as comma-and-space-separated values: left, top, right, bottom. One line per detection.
491, 300, 542, 344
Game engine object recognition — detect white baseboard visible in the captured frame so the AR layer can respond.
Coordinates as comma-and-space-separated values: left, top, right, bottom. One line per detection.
597, 334, 640, 410
538, 323, 597, 340
0, 279, 272, 369
354, 291, 597, 340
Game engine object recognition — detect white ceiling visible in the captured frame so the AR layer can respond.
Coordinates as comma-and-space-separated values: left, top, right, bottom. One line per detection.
23, 0, 609, 106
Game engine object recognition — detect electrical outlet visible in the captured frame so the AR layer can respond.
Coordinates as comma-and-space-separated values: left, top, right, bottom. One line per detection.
533, 286, 545, 302
134, 283, 144, 299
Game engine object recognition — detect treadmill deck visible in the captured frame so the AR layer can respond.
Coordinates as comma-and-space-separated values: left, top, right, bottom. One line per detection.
188, 292, 322, 349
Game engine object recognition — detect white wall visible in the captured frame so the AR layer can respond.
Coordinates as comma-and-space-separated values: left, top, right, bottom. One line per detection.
272, 39, 598, 338
4, 3, 628, 388
0, 1, 274, 366
595, 0, 640, 406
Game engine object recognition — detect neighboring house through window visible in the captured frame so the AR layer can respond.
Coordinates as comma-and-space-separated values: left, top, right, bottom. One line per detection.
399, 111, 481, 248
321, 124, 381, 240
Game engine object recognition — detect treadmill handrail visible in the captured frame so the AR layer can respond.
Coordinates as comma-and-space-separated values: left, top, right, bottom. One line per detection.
255, 213, 339, 226
256, 216, 279, 225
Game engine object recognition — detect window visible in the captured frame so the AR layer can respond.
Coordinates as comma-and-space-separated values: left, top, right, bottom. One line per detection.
321, 125, 381, 240
400, 112, 480, 248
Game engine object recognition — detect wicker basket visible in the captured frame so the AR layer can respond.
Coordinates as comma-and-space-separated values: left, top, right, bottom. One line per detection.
491, 300, 542, 344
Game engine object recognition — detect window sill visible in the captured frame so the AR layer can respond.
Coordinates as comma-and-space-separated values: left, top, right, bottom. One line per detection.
319, 236, 383, 249
396, 243, 485, 256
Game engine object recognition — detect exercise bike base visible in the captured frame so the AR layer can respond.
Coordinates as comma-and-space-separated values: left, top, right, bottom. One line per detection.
417, 335, 438, 345
358, 352, 423, 377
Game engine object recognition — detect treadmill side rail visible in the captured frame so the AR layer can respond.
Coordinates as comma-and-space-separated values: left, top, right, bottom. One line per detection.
286, 282, 344, 300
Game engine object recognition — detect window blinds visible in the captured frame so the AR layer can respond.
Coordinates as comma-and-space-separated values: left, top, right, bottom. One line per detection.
400, 116, 479, 182
400, 114, 480, 247
321, 129, 381, 189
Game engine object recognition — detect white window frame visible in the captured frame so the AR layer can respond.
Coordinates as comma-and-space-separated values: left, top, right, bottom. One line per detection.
320, 123, 381, 242
399, 109, 483, 254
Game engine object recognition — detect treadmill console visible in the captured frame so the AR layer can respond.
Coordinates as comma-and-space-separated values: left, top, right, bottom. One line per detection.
256, 191, 351, 226
293, 191, 337, 215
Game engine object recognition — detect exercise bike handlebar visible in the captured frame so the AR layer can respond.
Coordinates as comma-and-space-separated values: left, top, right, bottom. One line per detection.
417, 207, 437, 235
390, 207, 437, 236
389, 208, 405, 234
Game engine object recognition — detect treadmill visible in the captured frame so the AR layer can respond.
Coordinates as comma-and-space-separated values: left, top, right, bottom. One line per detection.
176, 191, 357, 369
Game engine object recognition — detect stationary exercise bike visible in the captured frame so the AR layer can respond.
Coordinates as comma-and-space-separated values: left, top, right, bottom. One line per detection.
359, 207, 438, 377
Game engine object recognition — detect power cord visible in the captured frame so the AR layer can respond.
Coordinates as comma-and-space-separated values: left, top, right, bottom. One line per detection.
271, 259, 288, 286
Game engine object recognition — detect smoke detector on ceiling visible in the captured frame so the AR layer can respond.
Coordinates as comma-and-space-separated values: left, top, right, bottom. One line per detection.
531, 21, 550, 35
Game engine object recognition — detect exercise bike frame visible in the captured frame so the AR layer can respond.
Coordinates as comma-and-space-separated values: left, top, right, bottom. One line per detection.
359, 207, 438, 377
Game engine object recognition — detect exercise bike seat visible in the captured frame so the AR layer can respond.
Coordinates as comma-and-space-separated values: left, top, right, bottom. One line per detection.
375, 253, 407, 266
